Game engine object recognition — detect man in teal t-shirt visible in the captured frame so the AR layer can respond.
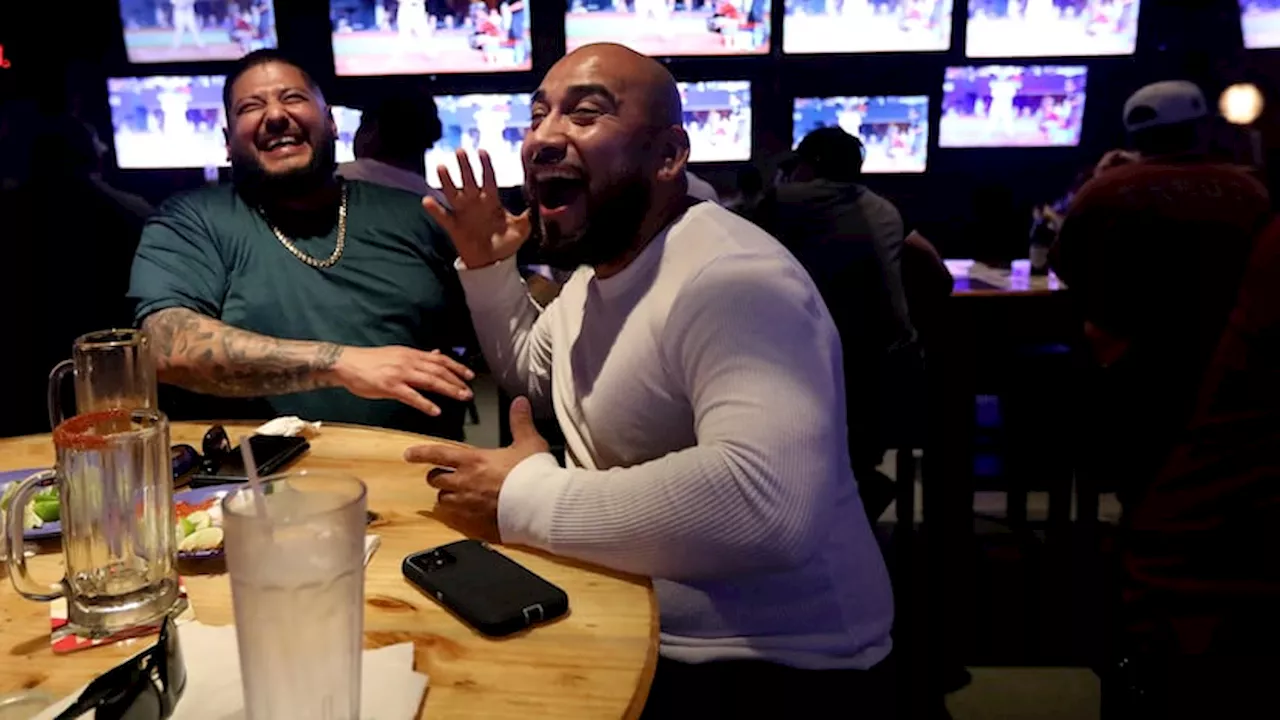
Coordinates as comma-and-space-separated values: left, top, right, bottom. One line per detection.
128, 49, 476, 439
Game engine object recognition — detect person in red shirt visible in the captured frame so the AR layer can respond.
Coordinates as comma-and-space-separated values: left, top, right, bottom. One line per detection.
1052, 80, 1272, 514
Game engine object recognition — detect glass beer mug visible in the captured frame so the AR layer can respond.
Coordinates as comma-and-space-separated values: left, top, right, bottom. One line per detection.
48, 329, 158, 430
6, 409, 180, 637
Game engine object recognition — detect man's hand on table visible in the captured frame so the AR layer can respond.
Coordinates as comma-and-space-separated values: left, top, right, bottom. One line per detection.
404, 397, 549, 542
332, 346, 475, 417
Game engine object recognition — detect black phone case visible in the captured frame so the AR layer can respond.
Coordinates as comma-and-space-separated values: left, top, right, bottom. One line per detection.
402, 539, 569, 637
188, 436, 310, 487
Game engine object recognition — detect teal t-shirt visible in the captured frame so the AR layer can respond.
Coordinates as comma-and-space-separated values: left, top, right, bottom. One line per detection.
128, 180, 473, 439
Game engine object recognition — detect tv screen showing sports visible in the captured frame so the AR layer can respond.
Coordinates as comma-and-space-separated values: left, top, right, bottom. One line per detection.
965, 0, 1140, 57
118, 0, 278, 63
681, 81, 752, 162
107, 75, 228, 170
428, 94, 531, 188
938, 65, 1087, 148
783, 0, 952, 54
333, 105, 364, 163
330, 0, 531, 75
1240, 0, 1280, 49
793, 96, 929, 173
565, 0, 771, 56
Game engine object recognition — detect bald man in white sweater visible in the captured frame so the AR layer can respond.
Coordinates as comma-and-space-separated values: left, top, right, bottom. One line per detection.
410, 43, 894, 718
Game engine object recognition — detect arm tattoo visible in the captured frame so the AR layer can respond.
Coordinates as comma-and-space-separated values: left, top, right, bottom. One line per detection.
143, 308, 346, 397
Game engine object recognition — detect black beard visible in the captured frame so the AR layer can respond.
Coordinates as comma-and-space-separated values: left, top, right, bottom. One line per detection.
229, 135, 337, 205
526, 171, 652, 272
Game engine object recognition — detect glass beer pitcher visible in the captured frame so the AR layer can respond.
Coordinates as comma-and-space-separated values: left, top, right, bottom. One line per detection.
6, 409, 180, 637
48, 329, 158, 430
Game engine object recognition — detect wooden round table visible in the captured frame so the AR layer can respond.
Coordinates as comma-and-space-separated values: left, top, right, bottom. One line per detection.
0, 422, 658, 719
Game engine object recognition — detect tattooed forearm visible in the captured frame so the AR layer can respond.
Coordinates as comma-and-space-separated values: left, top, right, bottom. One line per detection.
142, 308, 346, 397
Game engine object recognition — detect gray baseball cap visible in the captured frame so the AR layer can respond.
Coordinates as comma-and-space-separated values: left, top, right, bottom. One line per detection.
1123, 80, 1209, 132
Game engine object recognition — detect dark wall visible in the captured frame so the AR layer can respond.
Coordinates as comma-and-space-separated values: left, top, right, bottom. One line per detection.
2, 0, 1273, 260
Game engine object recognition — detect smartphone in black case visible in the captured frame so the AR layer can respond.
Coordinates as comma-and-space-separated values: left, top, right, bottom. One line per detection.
188, 435, 310, 487
402, 539, 569, 637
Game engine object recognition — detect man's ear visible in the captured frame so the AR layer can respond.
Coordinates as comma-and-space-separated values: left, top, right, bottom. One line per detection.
654, 124, 690, 183
326, 107, 338, 141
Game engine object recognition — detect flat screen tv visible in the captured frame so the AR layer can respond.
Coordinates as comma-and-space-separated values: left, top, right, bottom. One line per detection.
119, 0, 278, 63
565, 0, 771, 56
333, 105, 364, 163
330, 0, 532, 76
793, 95, 929, 173
783, 0, 952, 54
681, 81, 752, 162
106, 75, 229, 169
428, 93, 531, 188
1240, 0, 1280, 49
938, 65, 1087, 148
965, 0, 1140, 57
331, 95, 529, 187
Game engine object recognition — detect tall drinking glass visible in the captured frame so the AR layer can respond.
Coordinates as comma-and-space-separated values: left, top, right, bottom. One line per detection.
6, 409, 180, 637
48, 329, 158, 429
222, 472, 367, 720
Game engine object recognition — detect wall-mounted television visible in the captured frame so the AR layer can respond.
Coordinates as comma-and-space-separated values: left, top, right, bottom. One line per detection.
965, 0, 1139, 57
428, 93, 531, 188
118, 0, 278, 63
333, 95, 531, 188
793, 95, 929, 173
333, 105, 364, 163
566, 0, 771, 56
107, 75, 228, 169
783, 0, 951, 54
681, 80, 752, 162
1240, 0, 1280, 49
938, 65, 1087, 148
330, 0, 531, 76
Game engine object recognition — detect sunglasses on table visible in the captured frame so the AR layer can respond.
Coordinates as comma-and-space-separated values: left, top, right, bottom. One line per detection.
170, 425, 234, 480
54, 616, 186, 720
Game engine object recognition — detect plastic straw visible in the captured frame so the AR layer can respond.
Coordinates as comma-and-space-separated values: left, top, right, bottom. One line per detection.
240, 435, 271, 528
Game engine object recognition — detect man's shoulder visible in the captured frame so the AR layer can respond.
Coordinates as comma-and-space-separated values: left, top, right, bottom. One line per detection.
155, 183, 241, 217
666, 204, 805, 285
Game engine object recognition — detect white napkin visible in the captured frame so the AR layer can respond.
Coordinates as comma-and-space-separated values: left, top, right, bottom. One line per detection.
364, 535, 381, 567
252, 416, 322, 438
34, 623, 428, 720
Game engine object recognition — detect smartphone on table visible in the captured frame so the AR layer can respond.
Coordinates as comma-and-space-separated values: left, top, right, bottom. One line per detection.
188, 435, 309, 487
402, 539, 569, 637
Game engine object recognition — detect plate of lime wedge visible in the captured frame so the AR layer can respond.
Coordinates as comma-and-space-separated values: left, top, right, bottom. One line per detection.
0, 469, 62, 540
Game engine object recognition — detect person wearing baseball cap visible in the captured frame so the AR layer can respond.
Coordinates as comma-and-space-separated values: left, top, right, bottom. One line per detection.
1053, 77, 1270, 508
753, 126, 918, 523
1051, 79, 1273, 715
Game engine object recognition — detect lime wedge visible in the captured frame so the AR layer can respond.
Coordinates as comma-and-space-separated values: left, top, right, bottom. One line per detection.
186, 511, 212, 532
178, 526, 224, 553
22, 502, 42, 530
33, 500, 60, 522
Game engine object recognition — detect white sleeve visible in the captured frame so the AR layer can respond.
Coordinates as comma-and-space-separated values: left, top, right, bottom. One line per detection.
497, 255, 847, 581
455, 257, 555, 416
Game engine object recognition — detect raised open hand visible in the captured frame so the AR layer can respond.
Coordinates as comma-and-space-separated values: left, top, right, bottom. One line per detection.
424, 149, 531, 269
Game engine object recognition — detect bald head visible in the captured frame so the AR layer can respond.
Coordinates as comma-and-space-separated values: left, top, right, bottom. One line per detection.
544, 43, 683, 128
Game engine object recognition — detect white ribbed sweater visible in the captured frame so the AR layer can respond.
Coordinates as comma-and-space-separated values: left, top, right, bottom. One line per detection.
457, 203, 894, 668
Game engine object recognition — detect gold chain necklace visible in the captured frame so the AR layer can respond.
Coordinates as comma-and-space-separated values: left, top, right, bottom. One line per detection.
261, 184, 348, 269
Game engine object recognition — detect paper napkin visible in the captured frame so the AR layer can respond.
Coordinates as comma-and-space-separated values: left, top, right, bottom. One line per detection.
51, 579, 195, 654
252, 416, 322, 438
34, 622, 428, 720
365, 534, 381, 567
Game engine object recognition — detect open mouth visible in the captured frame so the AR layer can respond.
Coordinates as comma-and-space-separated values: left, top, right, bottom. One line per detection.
534, 175, 587, 215
259, 135, 307, 154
